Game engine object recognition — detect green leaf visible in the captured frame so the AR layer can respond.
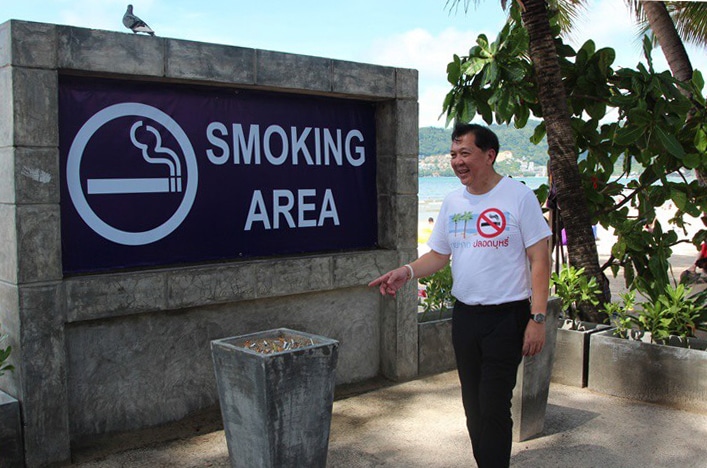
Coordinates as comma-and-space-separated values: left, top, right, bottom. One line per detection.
580, 40, 596, 56
670, 188, 688, 211
627, 108, 652, 126
506, 64, 526, 82
595, 48, 616, 74
614, 125, 644, 146
530, 123, 546, 146
556, 43, 576, 58
461, 57, 490, 77
461, 100, 476, 124
497, 89, 513, 122
692, 69, 704, 92
694, 128, 707, 153
642, 35, 654, 70
514, 104, 530, 128
609, 94, 636, 107
586, 102, 607, 120
654, 126, 685, 159
484, 61, 499, 84
683, 153, 702, 169
478, 98, 493, 125
477, 34, 489, 48
446, 55, 461, 84
442, 90, 454, 114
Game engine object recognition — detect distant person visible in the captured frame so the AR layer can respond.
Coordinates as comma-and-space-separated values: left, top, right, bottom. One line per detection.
681, 216, 707, 284
418, 217, 435, 244
369, 123, 551, 468
688, 243, 707, 274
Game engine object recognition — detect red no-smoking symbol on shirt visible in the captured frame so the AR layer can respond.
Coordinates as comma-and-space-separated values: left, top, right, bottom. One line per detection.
476, 208, 506, 238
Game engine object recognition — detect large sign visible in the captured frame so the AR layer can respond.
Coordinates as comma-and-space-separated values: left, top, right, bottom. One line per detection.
59, 76, 378, 273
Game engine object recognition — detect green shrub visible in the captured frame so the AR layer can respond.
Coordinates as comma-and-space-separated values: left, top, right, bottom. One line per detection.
637, 284, 702, 343
418, 263, 454, 321
550, 265, 603, 328
605, 285, 705, 344
603, 291, 638, 339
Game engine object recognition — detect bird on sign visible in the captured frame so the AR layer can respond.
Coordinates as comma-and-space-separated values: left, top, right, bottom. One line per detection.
122, 4, 155, 36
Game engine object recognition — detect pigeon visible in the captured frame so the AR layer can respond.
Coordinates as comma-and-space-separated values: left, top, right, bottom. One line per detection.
123, 5, 155, 36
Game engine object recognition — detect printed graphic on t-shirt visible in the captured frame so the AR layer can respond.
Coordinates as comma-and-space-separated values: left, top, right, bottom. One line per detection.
448, 208, 510, 249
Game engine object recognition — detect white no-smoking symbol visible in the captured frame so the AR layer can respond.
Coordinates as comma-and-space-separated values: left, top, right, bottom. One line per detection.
66, 103, 198, 246
476, 208, 506, 238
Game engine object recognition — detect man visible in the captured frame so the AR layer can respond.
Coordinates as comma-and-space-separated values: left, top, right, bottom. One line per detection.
369, 123, 551, 468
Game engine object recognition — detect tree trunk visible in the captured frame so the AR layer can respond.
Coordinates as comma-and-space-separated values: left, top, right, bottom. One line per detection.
521, 0, 608, 321
641, 0, 693, 82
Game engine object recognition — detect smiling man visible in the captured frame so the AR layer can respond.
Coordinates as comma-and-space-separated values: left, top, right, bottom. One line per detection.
369, 123, 551, 468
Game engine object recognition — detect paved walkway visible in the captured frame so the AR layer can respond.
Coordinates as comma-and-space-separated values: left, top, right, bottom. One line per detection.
70, 370, 707, 468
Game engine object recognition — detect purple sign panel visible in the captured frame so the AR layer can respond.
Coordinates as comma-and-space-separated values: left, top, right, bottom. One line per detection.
59, 76, 378, 274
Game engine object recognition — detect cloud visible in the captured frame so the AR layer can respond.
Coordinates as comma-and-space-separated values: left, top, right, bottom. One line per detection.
368, 27, 477, 77
365, 27, 488, 128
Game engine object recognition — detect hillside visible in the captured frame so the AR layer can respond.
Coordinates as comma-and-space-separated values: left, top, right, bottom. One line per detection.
419, 123, 550, 177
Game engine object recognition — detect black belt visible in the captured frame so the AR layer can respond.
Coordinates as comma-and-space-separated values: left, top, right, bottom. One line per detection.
454, 299, 530, 314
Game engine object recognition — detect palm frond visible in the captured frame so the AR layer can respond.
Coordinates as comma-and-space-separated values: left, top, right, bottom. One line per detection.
671, 2, 707, 49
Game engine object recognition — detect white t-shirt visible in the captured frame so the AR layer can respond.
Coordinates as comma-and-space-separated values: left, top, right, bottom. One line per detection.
427, 177, 551, 305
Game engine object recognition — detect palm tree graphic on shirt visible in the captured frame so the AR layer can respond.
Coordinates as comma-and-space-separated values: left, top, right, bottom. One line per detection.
451, 211, 473, 238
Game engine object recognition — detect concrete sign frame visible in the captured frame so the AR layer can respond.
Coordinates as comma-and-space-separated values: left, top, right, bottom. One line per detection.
0, 20, 419, 466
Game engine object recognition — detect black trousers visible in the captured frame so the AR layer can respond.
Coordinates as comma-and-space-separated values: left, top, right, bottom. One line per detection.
452, 299, 530, 468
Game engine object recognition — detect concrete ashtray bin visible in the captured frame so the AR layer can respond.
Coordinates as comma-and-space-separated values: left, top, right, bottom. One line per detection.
511, 297, 561, 442
211, 328, 339, 468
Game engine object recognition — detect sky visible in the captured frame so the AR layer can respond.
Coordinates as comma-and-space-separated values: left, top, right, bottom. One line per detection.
3, 0, 707, 128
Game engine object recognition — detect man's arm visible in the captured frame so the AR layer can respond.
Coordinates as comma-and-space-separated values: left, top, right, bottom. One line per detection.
368, 250, 451, 297
523, 236, 551, 356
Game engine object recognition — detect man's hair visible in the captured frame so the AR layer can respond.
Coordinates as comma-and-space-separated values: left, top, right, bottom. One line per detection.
451, 123, 500, 155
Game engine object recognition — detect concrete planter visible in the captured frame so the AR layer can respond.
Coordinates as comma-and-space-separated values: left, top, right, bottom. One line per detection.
511, 297, 561, 442
418, 308, 455, 376
588, 330, 707, 412
551, 321, 612, 387
211, 328, 339, 468
0, 390, 23, 468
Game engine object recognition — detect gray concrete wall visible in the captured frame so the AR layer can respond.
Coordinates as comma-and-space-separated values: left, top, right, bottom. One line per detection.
0, 20, 419, 466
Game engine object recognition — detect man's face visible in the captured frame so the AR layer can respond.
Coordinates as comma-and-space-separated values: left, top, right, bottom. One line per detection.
450, 132, 495, 187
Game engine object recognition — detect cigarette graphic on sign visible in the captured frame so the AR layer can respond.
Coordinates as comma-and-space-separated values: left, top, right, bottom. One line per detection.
87, 121, 183, 195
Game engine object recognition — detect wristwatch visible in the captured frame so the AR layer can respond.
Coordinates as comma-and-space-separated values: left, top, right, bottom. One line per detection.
531, 313, 546, 324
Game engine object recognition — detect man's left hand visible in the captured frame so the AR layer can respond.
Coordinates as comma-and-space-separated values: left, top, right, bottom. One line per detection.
522, 321, 545, 357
